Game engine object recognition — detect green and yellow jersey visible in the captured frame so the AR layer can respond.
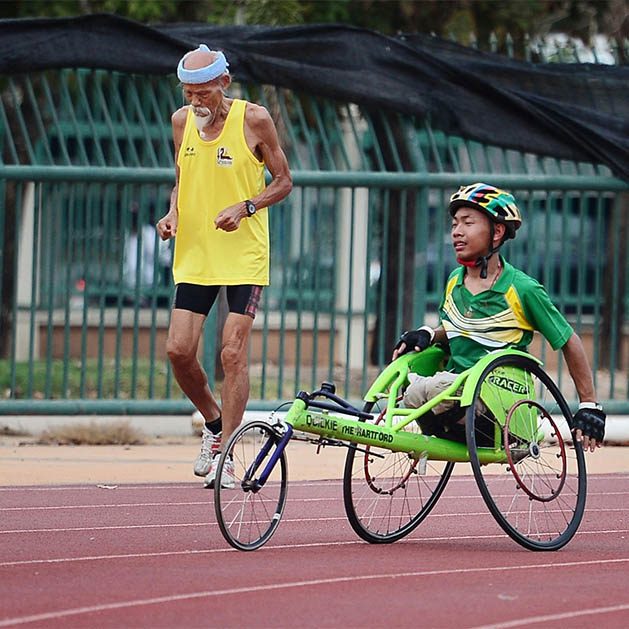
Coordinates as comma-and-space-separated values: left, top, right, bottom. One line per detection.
439, 257, 573, 372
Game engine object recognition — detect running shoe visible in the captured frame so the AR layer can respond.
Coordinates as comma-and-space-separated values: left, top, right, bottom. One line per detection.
204, 454, 235, 489
193, 427, 221, 477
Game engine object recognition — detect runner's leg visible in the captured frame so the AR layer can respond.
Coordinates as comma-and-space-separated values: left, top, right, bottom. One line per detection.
166, 308, 221, 422
219, 312, 254, 443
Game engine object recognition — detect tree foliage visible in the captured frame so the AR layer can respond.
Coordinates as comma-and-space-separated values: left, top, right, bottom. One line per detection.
2, 0, 625, 47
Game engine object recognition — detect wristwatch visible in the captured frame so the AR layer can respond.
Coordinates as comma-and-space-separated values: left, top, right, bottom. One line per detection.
244, 199, 257, 217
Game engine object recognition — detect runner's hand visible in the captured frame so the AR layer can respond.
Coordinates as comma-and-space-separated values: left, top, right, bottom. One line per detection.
215, 203, 245, 232
156, 213, 177, 240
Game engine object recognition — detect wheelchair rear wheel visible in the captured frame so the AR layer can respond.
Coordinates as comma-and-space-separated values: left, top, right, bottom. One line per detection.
466, 354, 586, 551
343, 401, 454, 543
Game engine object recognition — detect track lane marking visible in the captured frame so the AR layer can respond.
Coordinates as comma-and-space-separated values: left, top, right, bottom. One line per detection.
1, 529, 628, 566
2, 491, 628, 512
3, 514, 629, 535
1, 557, 628, 627
471, 602, 629, 628
1, 474, 626, 492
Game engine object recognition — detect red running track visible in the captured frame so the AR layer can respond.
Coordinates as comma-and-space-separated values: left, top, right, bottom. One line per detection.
1, 473, 629, 628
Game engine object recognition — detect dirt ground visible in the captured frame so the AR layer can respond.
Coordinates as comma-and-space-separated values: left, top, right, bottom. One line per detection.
0, 435, 627, 486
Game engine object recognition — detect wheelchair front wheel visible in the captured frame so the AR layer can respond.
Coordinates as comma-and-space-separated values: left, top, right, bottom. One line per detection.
466, 354, 587, 551
214, 420, 288, 551
343, 401, 455, 544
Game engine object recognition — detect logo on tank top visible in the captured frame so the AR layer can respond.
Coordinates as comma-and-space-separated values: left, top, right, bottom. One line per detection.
217, 146, 233, 167
183, 146, 196, 157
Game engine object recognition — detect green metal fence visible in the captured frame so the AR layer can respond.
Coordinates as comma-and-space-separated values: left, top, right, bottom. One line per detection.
1, 169, 627, 413
1, 63, 628, 413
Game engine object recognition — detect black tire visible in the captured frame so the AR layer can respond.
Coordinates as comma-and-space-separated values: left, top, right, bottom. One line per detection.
214, 420, 288, 551
466, 354, 587, 551
343, 400, 454, 543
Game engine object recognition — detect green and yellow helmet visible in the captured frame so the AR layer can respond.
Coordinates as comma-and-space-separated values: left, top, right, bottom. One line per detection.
448, 183, 522, 240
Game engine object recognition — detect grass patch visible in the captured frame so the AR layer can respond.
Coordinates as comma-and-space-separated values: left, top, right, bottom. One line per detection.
0, 359, 181, 400
37, 420, 147, 445
1, 359, 378, 402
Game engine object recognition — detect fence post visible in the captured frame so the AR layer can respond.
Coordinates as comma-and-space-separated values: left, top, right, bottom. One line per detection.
15, 181, 39, 361
336, 187, 369, 369
335, 110, 371, 370
601, 191, 628, 370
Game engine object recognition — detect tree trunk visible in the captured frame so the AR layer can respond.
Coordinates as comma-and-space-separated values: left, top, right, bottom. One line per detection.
368, 111, 417, 365
0, 182, 17, 358
0, 77, 32, 359
600, 191, 627, 369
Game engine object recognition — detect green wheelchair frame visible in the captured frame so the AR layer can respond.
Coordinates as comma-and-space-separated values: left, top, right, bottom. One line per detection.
214, 347, 587, 552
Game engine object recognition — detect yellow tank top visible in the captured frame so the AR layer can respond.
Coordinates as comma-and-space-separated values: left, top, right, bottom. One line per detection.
174, 99, 268, 286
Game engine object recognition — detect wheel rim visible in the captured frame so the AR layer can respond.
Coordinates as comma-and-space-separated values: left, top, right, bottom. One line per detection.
214, 422, 288, 551
364, 412, 419, 494
468, 356, 586, 550
344, 401, 454, 543
504, 400, 567, 502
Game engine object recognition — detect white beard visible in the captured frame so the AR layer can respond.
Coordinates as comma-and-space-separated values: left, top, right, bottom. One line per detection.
192, 107, 213, 137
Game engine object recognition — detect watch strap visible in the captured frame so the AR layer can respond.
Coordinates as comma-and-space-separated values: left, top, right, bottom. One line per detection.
245, 199, 256, 216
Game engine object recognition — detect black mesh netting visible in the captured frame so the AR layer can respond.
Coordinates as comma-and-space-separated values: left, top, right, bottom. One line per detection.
1, 13, 627, 178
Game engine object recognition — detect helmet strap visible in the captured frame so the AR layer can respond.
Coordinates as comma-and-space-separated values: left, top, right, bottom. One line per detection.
476, 249, 497, 279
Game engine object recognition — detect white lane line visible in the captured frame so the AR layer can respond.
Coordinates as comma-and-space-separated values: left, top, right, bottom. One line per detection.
1, 473, 626, 492
2, 492, 628, 512
1, 557, 628, 627
470, 602, 629, 629
0, 484, 197, 492
0, 501, 211, 511
0, 518, 344, 534
0, 541, 360, 566
1, 529, 628, 567
0, 481, 347, 492
3, 512, 629, 536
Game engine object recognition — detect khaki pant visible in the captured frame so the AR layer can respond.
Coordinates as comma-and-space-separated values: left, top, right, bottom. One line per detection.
402, 371, 459, 415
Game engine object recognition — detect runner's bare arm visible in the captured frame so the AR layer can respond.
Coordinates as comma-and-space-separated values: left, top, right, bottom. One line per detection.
156, 108, 187, 240
215, 104, 292, 231
245, 103, 292, 209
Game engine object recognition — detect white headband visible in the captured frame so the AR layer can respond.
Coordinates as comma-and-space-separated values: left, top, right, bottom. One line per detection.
177, 44, 229, 84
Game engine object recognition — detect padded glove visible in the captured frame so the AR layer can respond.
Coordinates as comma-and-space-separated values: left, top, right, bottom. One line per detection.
572, 406, 606, 443
393, 326, 435, 356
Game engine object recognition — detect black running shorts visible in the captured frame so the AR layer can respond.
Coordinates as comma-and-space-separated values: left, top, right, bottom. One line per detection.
173, 283, 263, 319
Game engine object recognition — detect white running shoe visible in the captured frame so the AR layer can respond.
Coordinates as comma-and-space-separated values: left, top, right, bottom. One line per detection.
204, 454, 235, 489
193, 427, 221, 477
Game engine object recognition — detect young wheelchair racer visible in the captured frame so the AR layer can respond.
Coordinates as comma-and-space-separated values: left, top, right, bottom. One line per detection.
393, 183, 606, 452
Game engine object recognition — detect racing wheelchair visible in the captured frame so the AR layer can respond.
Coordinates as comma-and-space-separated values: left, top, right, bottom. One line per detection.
213, 346, 586, 552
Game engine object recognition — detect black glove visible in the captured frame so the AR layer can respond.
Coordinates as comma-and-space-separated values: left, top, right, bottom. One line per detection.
572, 407, 606, 443
393, 326, 434, 356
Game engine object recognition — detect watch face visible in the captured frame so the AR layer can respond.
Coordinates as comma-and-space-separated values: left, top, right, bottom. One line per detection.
246, 201, 256, 216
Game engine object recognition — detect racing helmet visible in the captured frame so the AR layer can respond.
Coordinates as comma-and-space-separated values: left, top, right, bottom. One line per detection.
448, 183, 522, 240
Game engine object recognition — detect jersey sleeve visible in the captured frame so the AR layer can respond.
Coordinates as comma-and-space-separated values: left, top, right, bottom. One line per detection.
438, 269, 460, 320
520, 280, 574, 350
